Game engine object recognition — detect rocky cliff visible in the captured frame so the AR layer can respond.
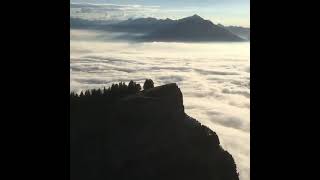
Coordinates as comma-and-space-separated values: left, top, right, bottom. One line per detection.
70, 83, 239, 180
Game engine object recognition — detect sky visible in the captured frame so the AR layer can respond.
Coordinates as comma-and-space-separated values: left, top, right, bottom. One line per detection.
71, 0, 250, 27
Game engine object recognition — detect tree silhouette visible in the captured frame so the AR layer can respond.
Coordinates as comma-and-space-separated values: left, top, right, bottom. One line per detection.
143, 79, 154, 90
79, 91, 84, 97
128, 80, 142, 93
136, 84, 142, 92
128, 80, 135, 90
70, 80, 143, 101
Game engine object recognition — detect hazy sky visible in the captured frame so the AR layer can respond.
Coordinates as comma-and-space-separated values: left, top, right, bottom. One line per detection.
71, 0, 250, 27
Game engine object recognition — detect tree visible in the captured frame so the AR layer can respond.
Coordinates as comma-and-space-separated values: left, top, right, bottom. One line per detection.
128, 80, 134, 89
85, 90, 91, 96
143, 79, 154, 90
128, 80, 141, 93
128, 80, 135, 93
136, 84, 142, 92
79, 91, 84, 97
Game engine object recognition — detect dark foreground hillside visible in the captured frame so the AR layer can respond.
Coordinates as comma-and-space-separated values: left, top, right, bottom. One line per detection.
70, 81, 239, 180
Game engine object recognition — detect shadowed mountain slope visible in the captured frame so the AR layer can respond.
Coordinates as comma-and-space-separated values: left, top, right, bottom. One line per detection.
140, 15, 244, 42
70, 15, 245, 42
217, 24, 250, 40
70, 82, 239, 180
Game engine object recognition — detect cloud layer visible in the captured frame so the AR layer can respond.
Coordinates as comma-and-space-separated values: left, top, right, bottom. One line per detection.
71, 2, 160, 21
70, 29, 250, 180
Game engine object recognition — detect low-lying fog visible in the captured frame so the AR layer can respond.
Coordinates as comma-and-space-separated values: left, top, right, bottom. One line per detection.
70, 29, 250, 180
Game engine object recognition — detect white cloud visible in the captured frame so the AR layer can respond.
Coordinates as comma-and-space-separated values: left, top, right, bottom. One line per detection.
70, 2, 160, 21
70, 29, 250, 180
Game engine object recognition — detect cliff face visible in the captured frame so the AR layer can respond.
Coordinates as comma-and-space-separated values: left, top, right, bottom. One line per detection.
70, 83, 239, 180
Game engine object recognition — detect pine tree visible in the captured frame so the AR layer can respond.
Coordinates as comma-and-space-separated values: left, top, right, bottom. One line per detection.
143, 79, 154, 90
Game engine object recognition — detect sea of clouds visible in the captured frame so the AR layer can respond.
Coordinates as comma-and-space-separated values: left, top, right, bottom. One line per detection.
70, 29, 250, 180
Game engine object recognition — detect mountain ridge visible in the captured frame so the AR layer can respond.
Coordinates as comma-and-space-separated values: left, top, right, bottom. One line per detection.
70, 15, 248, 42
139, 15, 244, 42
217, 23, 250, 40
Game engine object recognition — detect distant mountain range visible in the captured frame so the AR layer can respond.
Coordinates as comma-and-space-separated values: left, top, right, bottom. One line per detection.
217, 24, 250, 40
71, 15, 250, 42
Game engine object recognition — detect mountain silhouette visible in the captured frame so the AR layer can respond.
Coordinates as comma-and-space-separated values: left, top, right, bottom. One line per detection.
140, 15, 244, 42
217, 24, 250, 40
108, 17, 175, 33
71, 15, 245, 42
70, 81, 239, 180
